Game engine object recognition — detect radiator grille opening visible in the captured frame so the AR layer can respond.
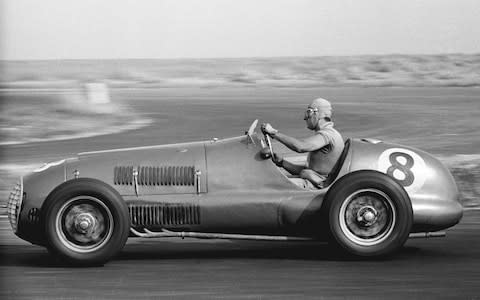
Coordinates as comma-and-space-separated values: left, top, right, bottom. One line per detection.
7, 180, 23, 233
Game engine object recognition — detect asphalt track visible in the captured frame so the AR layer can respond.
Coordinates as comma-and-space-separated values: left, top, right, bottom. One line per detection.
1, 87, 479, 299
1, 212, 480, 299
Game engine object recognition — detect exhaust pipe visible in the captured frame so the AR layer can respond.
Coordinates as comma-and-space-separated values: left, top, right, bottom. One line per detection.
131, 228, 446, 241
130, 228, 313, 241
409, 231, 446, 239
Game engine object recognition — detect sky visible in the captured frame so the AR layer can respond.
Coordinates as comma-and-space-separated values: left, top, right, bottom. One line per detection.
1, 0, 480, 60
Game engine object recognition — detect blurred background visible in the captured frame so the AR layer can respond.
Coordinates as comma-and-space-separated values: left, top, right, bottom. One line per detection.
1, 1, 480, 298
1, 0, 479, 209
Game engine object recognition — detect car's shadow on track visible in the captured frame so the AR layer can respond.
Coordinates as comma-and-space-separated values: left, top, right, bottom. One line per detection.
118, 240, 430, 262
0, 241, 452, 268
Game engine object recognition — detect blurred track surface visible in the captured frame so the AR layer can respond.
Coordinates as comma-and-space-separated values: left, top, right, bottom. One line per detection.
1, 212, 480, 299
1, 87, 479, 299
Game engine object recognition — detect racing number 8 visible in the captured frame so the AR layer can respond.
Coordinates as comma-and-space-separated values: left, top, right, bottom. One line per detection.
386, 152, 414, 187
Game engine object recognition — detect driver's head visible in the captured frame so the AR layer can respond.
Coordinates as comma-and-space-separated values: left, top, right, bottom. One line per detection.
304, 98, 332, 130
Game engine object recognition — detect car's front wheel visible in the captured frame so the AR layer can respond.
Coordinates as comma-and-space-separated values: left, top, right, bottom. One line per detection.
323, 170, 413, 257
43, 178, 130, 266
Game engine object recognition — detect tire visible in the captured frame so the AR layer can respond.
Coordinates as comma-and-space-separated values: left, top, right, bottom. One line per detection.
322, 170, 413, 257
43, 178, 130, 266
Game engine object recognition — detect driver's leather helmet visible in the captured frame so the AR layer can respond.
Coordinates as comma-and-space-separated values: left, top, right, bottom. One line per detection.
310, 98, 332, 119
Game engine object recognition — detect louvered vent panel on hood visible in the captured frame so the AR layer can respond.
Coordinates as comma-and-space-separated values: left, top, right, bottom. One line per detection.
114, 166, 195, 186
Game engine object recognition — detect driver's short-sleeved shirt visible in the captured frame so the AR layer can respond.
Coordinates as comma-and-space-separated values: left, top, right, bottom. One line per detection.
307, 122, 344, 176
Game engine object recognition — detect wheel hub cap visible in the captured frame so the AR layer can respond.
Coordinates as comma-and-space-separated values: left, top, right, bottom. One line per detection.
356, 206, 378, 226
74, 213, 96, 233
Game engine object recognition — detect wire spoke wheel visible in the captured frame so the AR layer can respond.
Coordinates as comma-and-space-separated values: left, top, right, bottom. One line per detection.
44, 178, 129, 265
56, 196, 114, 253
323, 171, 413, 257
340, 189, 395, 246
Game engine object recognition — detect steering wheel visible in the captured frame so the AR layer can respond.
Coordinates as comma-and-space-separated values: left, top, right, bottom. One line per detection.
263, 132, 274, 159
247, 119, 258, 137
247, 120, 275, 160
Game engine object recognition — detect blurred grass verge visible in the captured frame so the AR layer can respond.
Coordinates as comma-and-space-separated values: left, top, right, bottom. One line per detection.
0, 87, 152, 146
443, 156, 480, 210
1, 54, 479, 89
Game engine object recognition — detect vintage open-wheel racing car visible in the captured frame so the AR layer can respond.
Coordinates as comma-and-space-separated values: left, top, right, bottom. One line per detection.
7, 120, 463, 265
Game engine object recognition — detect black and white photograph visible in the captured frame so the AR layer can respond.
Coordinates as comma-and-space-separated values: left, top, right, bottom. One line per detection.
1, 0, 479, 298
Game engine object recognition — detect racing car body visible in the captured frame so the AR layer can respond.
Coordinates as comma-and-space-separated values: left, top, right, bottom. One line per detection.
7, 121, 463, 265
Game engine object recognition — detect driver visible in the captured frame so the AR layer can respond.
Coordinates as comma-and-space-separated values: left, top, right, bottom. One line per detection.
261, 98, 344, 189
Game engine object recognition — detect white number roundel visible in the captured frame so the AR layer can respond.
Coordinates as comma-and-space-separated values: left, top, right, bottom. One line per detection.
377, 148, 427, 192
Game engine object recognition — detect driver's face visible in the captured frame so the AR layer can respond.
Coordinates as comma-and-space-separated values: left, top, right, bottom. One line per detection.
304, 107, 319, 130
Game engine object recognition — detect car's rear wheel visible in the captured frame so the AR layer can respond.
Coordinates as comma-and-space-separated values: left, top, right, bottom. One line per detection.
43, 178, 129, 266
323, 170, 413, 257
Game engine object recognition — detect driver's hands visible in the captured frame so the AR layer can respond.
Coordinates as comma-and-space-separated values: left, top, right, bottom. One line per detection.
261, 123, 278, 136
272, 153, 283, 167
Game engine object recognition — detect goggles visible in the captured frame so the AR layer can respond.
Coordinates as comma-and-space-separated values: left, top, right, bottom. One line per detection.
304, 107, 318, 119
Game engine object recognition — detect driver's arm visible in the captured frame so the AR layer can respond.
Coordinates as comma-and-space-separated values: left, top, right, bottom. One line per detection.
272, 132, 327, 153
280, 159, 305, 175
